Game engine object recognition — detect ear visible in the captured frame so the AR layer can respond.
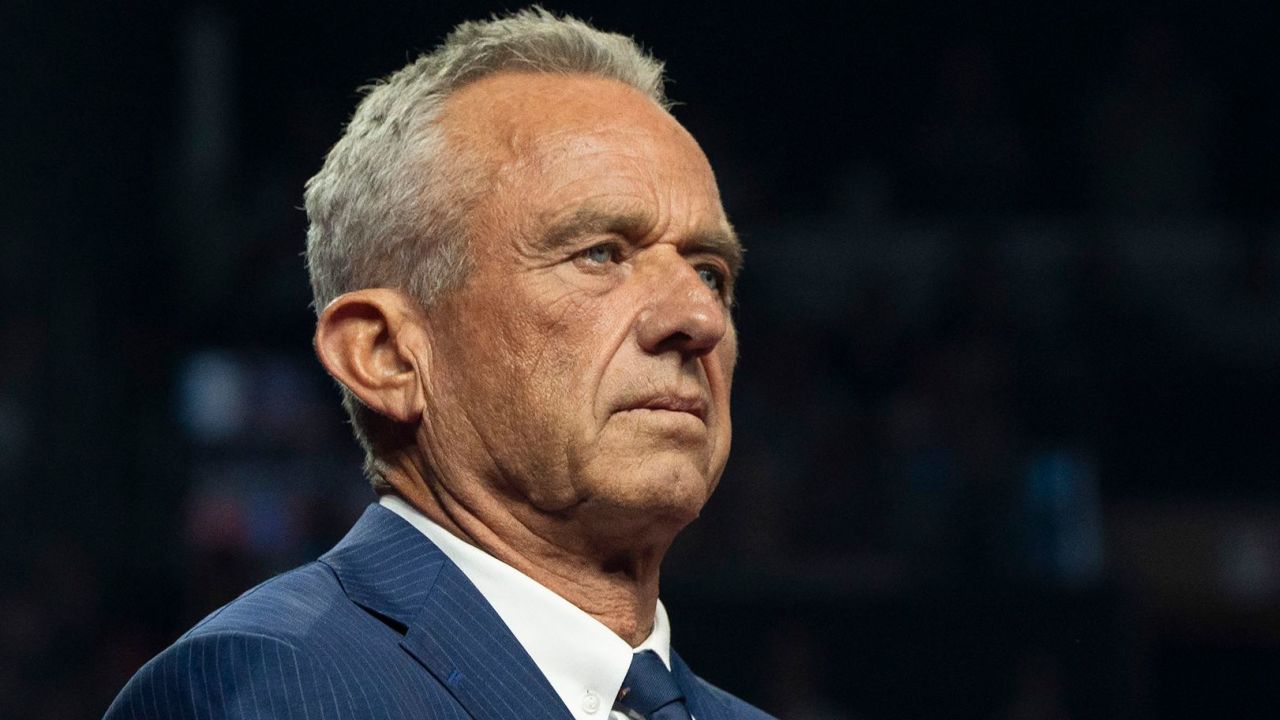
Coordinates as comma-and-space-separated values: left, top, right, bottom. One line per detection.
313, 289, 427, 424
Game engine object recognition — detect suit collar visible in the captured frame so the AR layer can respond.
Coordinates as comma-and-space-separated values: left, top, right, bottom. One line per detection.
319, 503, 445, 627
320, 504, 572, 720
401, 561, 573, 720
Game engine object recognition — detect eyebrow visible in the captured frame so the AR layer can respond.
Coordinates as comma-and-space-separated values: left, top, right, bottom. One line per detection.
538, 205, 744, 277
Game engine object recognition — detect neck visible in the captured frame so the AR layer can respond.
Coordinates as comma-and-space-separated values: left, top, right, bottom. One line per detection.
381, 460, 673, 646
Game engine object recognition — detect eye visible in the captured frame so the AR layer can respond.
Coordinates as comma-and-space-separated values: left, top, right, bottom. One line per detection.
580, 243, 616, 265
697, 265, 726, 293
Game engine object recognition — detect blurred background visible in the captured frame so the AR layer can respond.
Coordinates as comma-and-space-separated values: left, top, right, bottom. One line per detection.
3, 1, 1279, 718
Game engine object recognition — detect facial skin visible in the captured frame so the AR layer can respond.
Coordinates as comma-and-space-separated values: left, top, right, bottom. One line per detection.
417, 72, 740, 556
316, 71, 740, 642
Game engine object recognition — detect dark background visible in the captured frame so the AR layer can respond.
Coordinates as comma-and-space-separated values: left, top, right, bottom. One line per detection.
3, 1, 1280, 718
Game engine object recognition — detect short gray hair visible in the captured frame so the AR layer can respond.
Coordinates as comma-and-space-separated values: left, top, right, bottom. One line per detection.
303, 7, 669, 489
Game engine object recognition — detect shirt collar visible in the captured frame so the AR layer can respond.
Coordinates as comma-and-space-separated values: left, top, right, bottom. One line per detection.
379, 494, 672, 720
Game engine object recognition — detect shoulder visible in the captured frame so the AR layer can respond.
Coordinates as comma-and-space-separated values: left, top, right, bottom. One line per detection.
182, 561, 352, 642
672, 648, 777, 720
692, 677, 778, 720
103, 618, 343, 720
103, 562, 423, 720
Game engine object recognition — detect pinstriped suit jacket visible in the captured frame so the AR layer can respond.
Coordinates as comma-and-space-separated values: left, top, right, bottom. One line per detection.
104, 503, 774, 719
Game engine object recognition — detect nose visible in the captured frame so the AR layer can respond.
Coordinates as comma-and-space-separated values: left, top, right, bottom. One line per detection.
635, 251, 729, 358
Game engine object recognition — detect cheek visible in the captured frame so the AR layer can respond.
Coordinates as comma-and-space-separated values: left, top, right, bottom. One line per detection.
487, 288, 611, 424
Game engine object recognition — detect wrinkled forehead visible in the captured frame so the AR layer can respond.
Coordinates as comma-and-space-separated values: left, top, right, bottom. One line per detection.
438, 71, 714, 184
436, 71, 731, 243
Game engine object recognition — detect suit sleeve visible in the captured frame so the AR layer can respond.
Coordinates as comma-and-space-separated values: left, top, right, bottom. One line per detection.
103, 632, 346, 720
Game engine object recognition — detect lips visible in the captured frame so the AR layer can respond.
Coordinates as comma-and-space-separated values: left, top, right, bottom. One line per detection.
619, 394, 708, 422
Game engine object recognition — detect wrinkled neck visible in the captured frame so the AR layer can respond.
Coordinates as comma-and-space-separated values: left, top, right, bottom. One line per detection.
380, 457, 671, 646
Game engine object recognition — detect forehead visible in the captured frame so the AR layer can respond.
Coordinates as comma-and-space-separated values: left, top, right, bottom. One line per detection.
438, 72, 728, 236
441, 72, 689, 160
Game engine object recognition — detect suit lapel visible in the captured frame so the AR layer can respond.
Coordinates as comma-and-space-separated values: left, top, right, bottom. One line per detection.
401, 561, 572, 720
321, 504, 572, 720
670, 650, 733, 720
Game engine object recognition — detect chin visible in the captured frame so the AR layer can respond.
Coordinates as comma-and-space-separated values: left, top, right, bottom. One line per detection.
586, 452, 715, 522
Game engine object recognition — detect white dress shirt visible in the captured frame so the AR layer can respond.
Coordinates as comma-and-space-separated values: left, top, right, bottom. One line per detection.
380, 495, 674, 720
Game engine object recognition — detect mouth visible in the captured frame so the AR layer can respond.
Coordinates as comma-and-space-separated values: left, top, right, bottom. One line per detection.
618, 394, 708, 422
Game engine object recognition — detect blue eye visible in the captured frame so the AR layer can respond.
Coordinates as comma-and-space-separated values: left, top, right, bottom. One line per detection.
582, 244, 613, 264
697, 266, 724, 292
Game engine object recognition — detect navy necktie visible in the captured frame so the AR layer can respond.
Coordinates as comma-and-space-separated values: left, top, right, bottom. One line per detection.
615, 650, 693, 720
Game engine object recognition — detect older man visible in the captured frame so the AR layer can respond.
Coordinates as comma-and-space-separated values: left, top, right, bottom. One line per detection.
106, 8, 770, 720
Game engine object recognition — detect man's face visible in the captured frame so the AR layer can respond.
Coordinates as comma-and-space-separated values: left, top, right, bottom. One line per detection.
416, 72, 739, 541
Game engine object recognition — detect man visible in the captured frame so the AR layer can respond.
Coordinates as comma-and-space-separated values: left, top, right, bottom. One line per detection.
106, 8, 772, 719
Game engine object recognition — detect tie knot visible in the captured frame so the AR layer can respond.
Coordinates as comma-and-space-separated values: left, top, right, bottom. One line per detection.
617, 650, 687, 717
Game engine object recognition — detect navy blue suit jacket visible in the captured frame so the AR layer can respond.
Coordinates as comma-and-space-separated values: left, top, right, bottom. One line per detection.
105, 504, 774, 719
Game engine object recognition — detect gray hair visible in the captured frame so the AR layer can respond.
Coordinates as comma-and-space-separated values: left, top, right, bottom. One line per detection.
303, 7, 669, 488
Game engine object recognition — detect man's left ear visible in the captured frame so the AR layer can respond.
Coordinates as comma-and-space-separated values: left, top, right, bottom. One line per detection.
313, 288, 427, 424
